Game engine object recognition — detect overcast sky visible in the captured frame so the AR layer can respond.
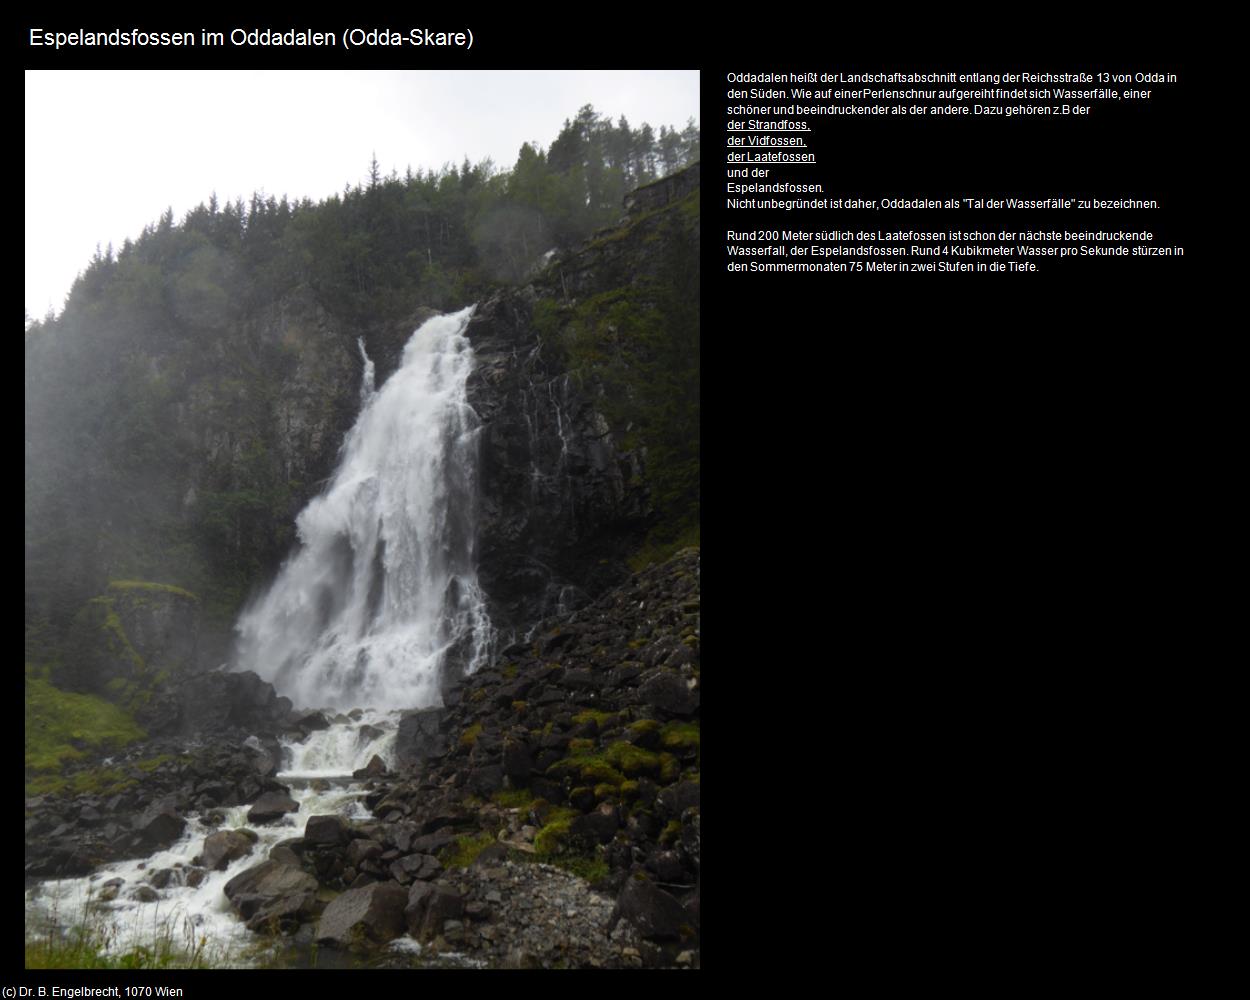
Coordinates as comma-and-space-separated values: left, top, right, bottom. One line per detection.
25, 70, 699, 320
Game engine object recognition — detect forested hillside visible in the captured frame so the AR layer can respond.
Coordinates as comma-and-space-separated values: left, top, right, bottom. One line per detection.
25, 106, 699, 653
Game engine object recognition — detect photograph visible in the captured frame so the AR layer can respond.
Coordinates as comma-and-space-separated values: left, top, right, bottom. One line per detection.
25, 68, 701, 970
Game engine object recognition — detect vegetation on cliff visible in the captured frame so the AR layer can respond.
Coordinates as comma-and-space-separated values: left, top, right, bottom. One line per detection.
26, 106, 698, 668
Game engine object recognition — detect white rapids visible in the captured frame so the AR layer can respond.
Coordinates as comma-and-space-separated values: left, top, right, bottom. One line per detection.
26, 307, 498, 966
24, 713, 398, 967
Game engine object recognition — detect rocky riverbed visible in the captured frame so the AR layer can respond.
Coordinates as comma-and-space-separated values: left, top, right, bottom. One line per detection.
24, 549, 700, 969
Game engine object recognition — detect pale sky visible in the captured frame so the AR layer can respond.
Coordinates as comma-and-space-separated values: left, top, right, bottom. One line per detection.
25, 70, 699, 319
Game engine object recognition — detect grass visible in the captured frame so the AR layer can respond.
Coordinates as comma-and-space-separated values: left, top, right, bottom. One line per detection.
547, 854, 610, 884
25, 672, 146, 793
26, 895, 218, 969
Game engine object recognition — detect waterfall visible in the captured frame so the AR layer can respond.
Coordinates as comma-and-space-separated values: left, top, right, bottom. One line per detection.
234, 306, 494, 710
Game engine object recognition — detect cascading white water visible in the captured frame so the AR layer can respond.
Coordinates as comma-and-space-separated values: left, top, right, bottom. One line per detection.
25, 714, 401, 966
234, 305, 494, 710
24, 308, 497, 966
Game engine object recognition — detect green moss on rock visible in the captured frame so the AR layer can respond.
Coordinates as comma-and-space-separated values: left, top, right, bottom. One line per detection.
547, 756, 625, 787
660, 721, 700, 751
491, 788, 536, 810
572, 709, 616, 728
603, 741, 662, 777
441, 831, 498, 869
533, 806, 580, 857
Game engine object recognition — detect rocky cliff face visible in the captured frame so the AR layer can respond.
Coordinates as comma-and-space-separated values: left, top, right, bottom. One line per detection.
27, 164, 697, 712
466, 163, 700, 639
466, 294, 650, 637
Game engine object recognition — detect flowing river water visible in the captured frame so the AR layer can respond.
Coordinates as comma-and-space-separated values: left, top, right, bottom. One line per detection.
27, 309, 495, 966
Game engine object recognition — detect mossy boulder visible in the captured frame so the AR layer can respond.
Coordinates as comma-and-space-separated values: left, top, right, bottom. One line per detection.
56, 581, 200, 729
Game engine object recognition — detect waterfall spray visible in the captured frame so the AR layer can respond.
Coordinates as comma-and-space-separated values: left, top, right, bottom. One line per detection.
234, 306, 493, 709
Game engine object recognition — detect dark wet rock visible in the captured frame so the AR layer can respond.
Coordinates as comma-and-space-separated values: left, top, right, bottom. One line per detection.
175, 670, 291, 736
268, 845, 301, 867
148, 868, 182, 889
607, 875, 690, 941
388, 853, 443, 885
192, 781, 233, 805
304, 815, 351, 847
77, 806, 104, 826
680, 810, 700, 872
291, 710, 331, 732
468, 765, 505, 796
135, 805, 185, 848
502, 739, 533, 779
224, 859, 319, 933
657, 781, 700, 820
394, 709, 448, 770
344, 839, 383, 868
571, 804, 620, 845
316, 882, 409, 948
561, 668, 602, 690
247, 791, 299, 824
408, 829, 458, 855
404, 882, 465, 941
201, 830, 256, 871
131, 885, 160, 902
637, 671, 698, 717
645, 850, 686, 883
352, 754, 388, 779
610, 663, 644, 687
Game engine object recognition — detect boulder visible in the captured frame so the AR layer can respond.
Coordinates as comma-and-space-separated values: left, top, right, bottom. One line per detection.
468, 765, 505, 796
176, 670, 290, 735
502, 739, 534, 779
201, 830, 255, 871
394, 709, 448, 770
387, 853, 442, 885
352, 754, 387, 779
407, 830, 457, 855
223, 859, 319, 933
134, 805, 186, 848
268, 845, 301, 867
657, 781, 700, 820
247, 791, 299, 824
315, 882, 409, 948
304, 815, 351, 847
637, 671, 699, 717
344, 839, 383, 868
606, 875, 690, 941
570, 803, 620, 845
645, 849, 686, 883
291, 710, 331, 733
404, 882, 465, 941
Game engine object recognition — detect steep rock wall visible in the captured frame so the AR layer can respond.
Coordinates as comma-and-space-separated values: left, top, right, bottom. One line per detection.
466, 163, 700, 638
